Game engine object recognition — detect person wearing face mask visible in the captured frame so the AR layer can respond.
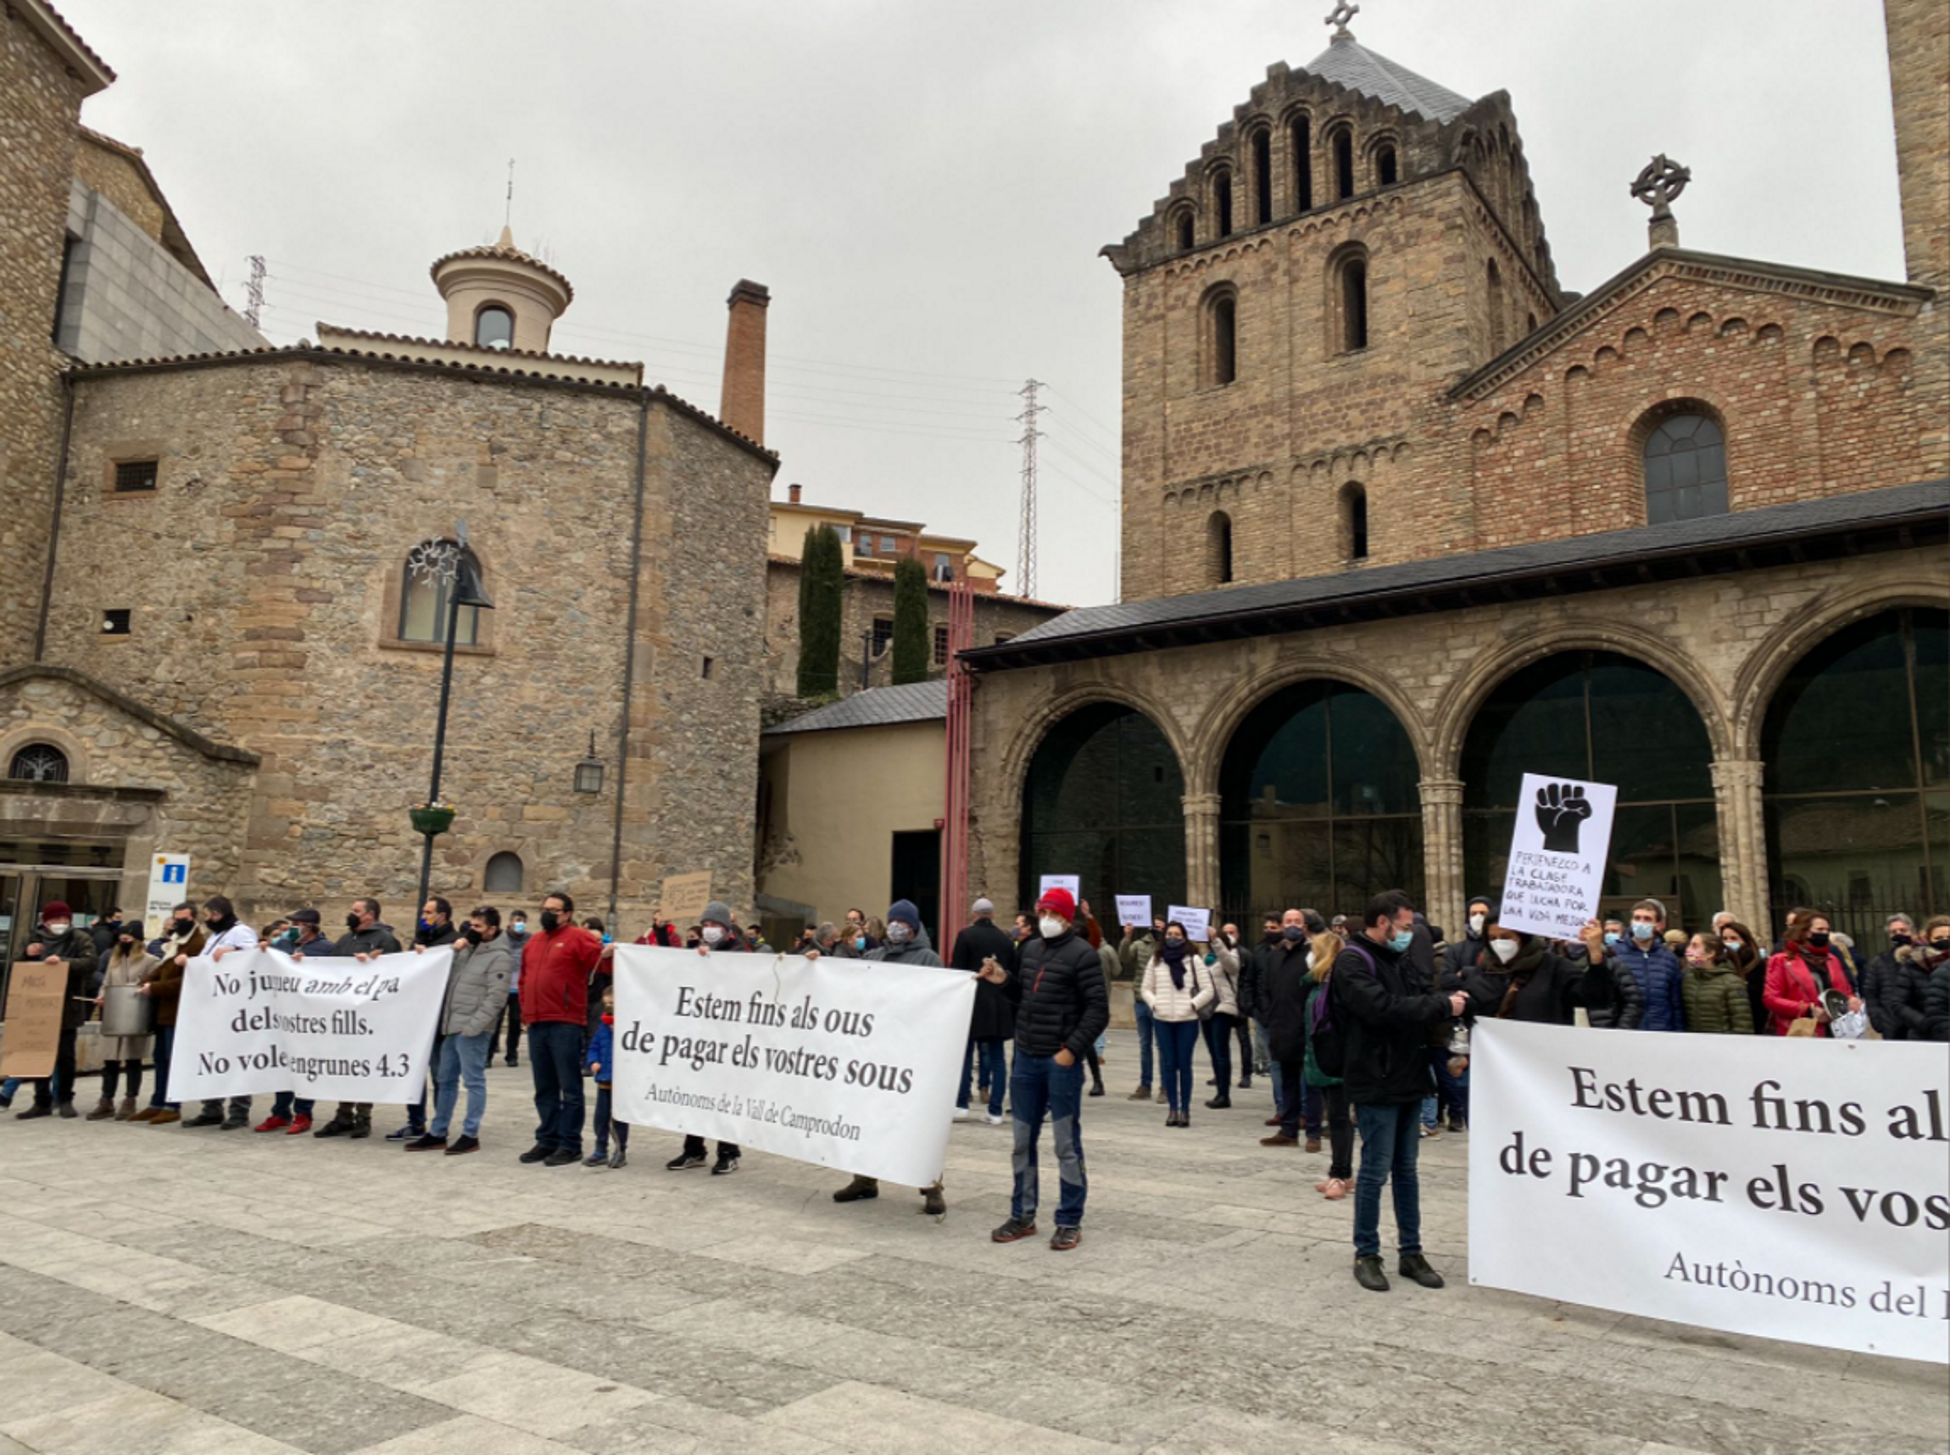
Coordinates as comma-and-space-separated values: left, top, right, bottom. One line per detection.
518, 890, 609, 1167
1260, 907, 1325, 1150
843, 908, 878, 952
832, 900, 950, 1214
978, 887, 1108, 1251
311, 897, 403, 1139
88, 921, 157, 1120
949, 897, 1016, 1126
410, 906, 512, 1156
1331, 891, 1468, 1294
491, 909, 532, 1068
1917, 917, 1950, 1041
1679, 933, 1753, 1035
12, 902, 100, 1121
1440, 897, 1493, 987
1139, 921, 1216, 1127
1117, 917, 1165, 1102
130, 903, 201, 1123
181, 897, 260, 1130
1238, 916, 1278, 1087
1582, 900, 1681, 1032
663, 902, 747, 1174
1862, 913, 1922, 1041
1461, 920, 1613, 1026
253, 909, 337, 1134
1713, 919, 1766, 1035
386, 898, 460, 1143
1762, 910, 1861, 1036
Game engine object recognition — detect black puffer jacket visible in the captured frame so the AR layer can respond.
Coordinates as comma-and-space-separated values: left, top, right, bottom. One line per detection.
1331, 935, 1452, 1106
1238, 935, 1280, 1021
1570, 946, 1643, 1029
949, 918, 1018, 1041
1004, 929, 1108, 1060
1260, 937, 1315, 1065
1862, 948, 1913, 1039
1926, 959, 1950, 1042
1463, 940, 1611, 1026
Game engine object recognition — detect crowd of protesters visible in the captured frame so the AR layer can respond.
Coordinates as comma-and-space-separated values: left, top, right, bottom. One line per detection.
6, 882, 1945, 1283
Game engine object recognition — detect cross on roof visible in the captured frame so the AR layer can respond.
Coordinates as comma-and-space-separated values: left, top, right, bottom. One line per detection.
1631, 154, 1691, 220
1325, 1, 1359, 37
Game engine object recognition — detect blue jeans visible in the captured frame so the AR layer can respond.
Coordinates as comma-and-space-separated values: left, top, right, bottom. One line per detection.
1267, 1055, 1288, 1118
1420, 1094, 1439, 1131
527, 1022, 584, 1154
958, 1038, 1007, 1115
1252, 1018, 1271, 1074
405, 1032, 444, 1129
146, 1025, 175, 1110
1010, 1053, 1087, 1227
271, 1089, 315, 1119
1430, 1047, 1469, 1126
1132, 999, 1156, 1087
1353, 1101, 1424, 1259
432, 1031, 490, 1138
1155, 1018, 1199, 1112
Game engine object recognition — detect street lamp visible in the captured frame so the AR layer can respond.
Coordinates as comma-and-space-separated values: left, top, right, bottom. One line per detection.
573, 732, 604, 795
411, 522, 495, 916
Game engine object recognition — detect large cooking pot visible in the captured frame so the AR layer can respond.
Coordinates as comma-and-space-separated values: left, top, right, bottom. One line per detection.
100, 983, 155, 1039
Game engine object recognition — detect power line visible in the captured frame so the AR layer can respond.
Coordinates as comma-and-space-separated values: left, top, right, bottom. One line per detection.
1043, 384, 1122, 449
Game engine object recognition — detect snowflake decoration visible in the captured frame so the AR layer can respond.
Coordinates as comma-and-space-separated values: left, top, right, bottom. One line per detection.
407, 538, 462, 588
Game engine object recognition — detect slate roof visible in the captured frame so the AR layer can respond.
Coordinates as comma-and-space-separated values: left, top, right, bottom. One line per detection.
1300, 34, 1474, 123
966, 480, 1947, 670
763, 681, 948, 736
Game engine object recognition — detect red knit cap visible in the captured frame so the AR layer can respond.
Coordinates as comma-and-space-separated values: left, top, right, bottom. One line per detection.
1035, 887, 1076, 921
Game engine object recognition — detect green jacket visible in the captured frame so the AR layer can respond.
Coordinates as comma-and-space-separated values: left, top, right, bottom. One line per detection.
1682, 964, 1753, 1035
1301, 976, 1343, 1088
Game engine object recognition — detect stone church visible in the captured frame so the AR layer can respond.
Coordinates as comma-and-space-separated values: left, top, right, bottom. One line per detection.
961, 1, 1948, 943
0, 0, 778, 949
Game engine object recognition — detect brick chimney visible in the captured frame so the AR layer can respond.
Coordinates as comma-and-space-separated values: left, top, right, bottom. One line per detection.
720, 280, 770, 444
788, 483, 802, 503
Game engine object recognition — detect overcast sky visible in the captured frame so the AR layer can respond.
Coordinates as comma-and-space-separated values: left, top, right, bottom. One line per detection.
61, 0, 1905, 607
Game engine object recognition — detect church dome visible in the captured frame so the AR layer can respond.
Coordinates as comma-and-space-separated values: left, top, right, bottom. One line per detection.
431, 225, 573, 353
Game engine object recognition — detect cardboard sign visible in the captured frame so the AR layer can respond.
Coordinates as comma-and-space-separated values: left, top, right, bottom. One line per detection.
1496, 774, 1619, 940
1113, 895, 1152, 931
0, 961, 65, 1079
1166, 905, 1211, 943
659, 872, 714, 926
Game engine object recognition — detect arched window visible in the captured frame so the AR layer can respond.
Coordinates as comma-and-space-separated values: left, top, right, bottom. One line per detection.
398, 541, 483, 645
1213, 169, 1235, 238
8, 743, 69, 783
1642, 409, 1728, 524
1331, 127, 1355, 199
1462, 652, 1721, 921
1486, 260, 1506, 354
1205, 287, 1238, 386
1290, 116, 1314, 212
483, 851, 524, 894
1208, 511, 1234, 584
1762, 608, 1947, 936
1340, 483, 1369, 561
1020, 703, 1186, 916
1375, 143, 1398, 187
1220, 681, 1424, 918
1250, 129, 1273, 225
1174, 208, 1196, 252
1329, 246, 1369, 352
474, 306, 514, 350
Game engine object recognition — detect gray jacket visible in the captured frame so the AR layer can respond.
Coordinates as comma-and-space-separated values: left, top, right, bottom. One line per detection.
442, 934, 514, 1037
865, 928, 942, 969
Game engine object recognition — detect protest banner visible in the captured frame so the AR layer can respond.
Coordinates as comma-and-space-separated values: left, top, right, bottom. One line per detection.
1496, 774, 1619, 939
145, 853, 190, 929
1166, 905, 1211, 943
167, 946, 450, 1103
1038, 874, 1080, 903
613, 945, 974, 1186
1469, 1019, 1950, 1363
659, 873, 714, 926
1113, 895, 1152, 931
0, 961, 65, 1079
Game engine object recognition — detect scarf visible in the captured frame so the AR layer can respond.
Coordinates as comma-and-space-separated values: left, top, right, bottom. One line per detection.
1492, 938, 1548, 1019
1160, 938, 1189, 989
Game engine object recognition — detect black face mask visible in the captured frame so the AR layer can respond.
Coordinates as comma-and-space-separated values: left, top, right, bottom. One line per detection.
346, 914, 362, 931
540, 910, 560, 933
1891, 932, 1912, 946
1806, 931, 1830, 949
1930, 938, 1950, 952
173, 918, 194, 934
1282, 926, 1306, 942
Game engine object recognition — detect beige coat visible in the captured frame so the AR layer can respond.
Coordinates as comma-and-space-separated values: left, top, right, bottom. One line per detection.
99, 947, 159, 1061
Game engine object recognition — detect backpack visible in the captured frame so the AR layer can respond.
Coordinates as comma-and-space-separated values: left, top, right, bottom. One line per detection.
1312, 944, 1374, 1079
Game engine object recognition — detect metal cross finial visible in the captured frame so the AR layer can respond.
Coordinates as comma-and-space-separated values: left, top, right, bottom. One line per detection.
1630, 154, 1690, 220
1325, 1, 1359, 36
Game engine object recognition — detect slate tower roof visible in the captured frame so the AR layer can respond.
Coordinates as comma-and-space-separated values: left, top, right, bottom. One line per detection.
1300, 31, 1473, 123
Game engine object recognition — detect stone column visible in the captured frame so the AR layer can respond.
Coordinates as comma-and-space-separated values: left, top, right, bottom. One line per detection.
1711, 757, 1770, 933
1182, 792, 1222, 910
1418, 778, 1466, 936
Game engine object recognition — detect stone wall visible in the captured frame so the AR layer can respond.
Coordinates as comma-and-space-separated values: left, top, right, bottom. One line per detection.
71, 135, 164, 244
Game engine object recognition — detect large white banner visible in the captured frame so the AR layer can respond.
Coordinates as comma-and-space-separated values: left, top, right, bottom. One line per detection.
612, 945, 974, 1186
1496, 774, 1619, 939
1469, 1020, 1950, 1363
167, 946, 450, 1103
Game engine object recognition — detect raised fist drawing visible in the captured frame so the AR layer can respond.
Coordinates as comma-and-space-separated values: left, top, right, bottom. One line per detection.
1535, 782, 1592, 853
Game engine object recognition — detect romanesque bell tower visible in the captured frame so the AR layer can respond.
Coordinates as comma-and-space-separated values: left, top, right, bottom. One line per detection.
1104, 5, 1563, 601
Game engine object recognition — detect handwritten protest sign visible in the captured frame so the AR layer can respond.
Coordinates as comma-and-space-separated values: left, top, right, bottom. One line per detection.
1496, 774, 1618, 939
1114, 895, 1152, 931
1038, 875, 1080, 903
659, 873, 714, 926
0, 962, 64, 1079
1166, 905, 1211, 943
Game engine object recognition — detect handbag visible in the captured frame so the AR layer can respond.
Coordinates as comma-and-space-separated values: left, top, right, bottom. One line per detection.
1190, 962, 1216, 1022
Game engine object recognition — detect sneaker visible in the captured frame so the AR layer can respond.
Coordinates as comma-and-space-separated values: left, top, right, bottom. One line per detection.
711, 1153, 739, 1176
183, 1109, 222, 1128
1304, 1137, 1322, 1153
446, 1134, 480, 1156
607, 1146, 626, 1169
253, 1115, 289, 1133
665, 1150, 708, 1171
583, 1151, 610, 1167
984, 1112, 1005, 1126
543, 1148, 580, 1167
833, 1176, 879, 1203
385, 1124, 424, 1142
1259, 1133, 1298, 1147
518, 1142, 553, 1164
1420, 1124, 1440, 1140
314, 1116, 352, 1137
287, 1114, 313, 1136
348, 1119, 373, 1139
991, 1216, 1038, 1243
218, 1114, 250, 1130
15, 1105, 52, 1120
405, 1133, 447, 1152
1354, 1255, 1390, 1292
1398, 1253, 1446, 1289
952, 1107, 971, 1121
1049, 1225, 1082, 1252
1126, 1086, 1152, 1101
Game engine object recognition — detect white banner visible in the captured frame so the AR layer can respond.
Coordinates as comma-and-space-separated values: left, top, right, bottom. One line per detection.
1166, 905, 1211, 943
167, 946, 450, 1103
1113, 895, 1152, 931
1496, 774, 1619, 939
612, 945, 974, 1186
1469, 1020, 1950, 1363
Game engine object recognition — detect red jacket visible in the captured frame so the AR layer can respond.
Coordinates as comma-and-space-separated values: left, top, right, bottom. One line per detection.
1762, 946, 1853, 1036
519, 925, 603, 1027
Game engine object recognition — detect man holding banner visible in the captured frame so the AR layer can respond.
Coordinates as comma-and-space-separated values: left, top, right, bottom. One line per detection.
518, 890, 607, 1168
181, 897, 259, 1130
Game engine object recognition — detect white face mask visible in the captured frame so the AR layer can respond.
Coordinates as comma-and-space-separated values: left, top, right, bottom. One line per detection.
1037, 915, 1066, 939
44, 922, 71, 937
701, 925, 725, 945
1469, 914, 1486, 936
1490, 938, 1520, 964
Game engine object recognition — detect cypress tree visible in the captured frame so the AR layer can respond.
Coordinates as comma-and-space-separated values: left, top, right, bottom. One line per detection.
795, 524, 843, 697
891, 556, 930, 685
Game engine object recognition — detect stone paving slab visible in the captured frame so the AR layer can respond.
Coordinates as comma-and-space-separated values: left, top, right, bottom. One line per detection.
0, 1030, 1943, 1455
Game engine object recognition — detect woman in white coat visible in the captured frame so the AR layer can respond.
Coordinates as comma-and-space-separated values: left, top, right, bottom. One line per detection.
1140, 922, 1215, 1127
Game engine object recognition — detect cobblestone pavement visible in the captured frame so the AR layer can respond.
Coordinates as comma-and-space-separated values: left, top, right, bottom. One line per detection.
0, 1031, 1943, 1454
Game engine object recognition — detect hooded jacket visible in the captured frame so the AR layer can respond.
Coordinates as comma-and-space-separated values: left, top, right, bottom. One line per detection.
1681, 961, 1754, 1035
1869, 943, 1935, 1040
1003, 928, 1109, 1060
1331, 934, 1452, 1105
865, 925, 942, 968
